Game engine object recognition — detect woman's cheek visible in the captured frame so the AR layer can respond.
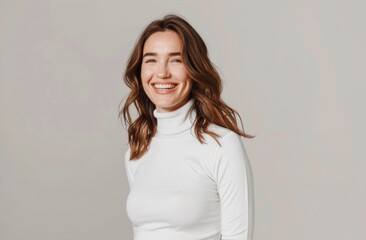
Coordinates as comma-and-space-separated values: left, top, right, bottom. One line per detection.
141, 67, 154, 82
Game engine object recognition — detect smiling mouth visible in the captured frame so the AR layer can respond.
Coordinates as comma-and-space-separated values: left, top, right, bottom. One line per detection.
153, 83, 177, 90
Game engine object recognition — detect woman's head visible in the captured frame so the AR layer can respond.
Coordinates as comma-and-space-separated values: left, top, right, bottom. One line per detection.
141, 30, 192, 113
121, 14, 254, 159
123, 14, 222, 112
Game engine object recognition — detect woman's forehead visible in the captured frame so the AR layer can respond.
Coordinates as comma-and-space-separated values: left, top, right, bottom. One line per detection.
143, 31, 182, 54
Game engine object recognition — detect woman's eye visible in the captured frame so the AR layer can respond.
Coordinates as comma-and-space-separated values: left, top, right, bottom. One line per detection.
145, 59, 156, 63
171, 58, 182, 63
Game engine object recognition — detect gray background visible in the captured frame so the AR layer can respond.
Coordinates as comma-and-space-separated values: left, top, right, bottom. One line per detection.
1, 0, 365, 239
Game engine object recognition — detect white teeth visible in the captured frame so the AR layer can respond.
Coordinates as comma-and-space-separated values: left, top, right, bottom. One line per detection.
154, 83, 176, 89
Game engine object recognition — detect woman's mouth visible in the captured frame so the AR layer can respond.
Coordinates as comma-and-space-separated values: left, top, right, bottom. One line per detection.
153, 83, 177, 90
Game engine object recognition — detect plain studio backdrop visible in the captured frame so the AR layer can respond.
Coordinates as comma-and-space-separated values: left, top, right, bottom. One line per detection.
1, 0, 365, 239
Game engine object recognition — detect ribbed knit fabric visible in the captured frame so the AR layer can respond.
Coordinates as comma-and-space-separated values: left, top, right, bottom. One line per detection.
124, 99, 254, 240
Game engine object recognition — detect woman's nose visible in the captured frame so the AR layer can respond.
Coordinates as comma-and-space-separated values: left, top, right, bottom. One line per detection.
156, 64, 171, 79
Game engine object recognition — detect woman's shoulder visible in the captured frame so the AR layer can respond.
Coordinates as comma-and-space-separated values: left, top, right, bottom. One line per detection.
205, 124, 241, 145
207, 124, 238, 138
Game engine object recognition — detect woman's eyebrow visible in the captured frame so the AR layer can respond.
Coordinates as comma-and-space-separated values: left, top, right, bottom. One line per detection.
142, 52, 181, 58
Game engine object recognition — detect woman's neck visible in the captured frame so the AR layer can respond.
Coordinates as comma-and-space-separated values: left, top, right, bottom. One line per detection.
153, 99, 195, 135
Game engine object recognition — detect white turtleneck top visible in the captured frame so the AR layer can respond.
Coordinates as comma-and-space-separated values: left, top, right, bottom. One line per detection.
124, 99, 254, 240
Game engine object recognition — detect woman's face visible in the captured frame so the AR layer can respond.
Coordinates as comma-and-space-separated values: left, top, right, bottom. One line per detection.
141, 30, 192, 113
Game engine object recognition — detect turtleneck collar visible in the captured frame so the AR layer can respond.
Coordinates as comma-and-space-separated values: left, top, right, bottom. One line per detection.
153, 99, 196, 135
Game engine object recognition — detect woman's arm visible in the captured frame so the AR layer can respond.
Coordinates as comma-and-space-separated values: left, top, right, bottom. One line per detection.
212, 132, 255, 240
124, 148, 134, 189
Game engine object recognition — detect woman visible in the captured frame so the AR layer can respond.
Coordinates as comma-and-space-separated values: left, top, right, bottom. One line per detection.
120, 14, 255, 240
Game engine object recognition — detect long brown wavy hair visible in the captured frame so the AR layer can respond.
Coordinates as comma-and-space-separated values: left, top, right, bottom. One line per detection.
119, 14, 255, 160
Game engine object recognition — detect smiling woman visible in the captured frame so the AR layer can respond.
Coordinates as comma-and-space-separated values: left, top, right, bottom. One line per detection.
141, 30, 192, 113
119, 14, 255, 240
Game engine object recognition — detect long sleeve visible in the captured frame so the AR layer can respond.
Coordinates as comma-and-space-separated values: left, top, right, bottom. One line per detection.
212, 132, 255, 240
124, 148, 134, 189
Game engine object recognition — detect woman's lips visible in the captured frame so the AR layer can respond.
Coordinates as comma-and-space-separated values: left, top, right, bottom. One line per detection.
152, 83, 178, 93
153, 83, 177, 89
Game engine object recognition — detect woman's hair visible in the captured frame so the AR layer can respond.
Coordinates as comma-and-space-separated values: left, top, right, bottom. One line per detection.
119, 14, 255, 160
